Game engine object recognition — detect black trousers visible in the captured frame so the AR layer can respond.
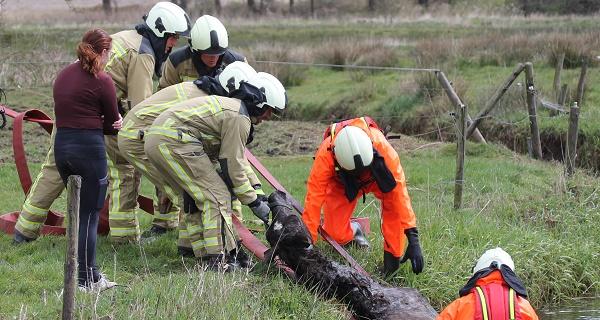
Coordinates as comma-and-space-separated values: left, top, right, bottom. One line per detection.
54, 128, 108, 286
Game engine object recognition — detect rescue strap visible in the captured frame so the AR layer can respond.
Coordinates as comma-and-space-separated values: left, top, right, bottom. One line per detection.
0, 104, 154, 236
244, 149, 369, 277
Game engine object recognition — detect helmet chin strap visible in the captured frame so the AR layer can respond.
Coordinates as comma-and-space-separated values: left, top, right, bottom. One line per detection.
135, 23, 169, 77
229, 82, 267, 117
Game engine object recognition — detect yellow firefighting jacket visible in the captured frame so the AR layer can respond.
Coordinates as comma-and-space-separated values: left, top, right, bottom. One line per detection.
158, 45, 246, 90
151, 95, 258, 204
105, 30, 156, 108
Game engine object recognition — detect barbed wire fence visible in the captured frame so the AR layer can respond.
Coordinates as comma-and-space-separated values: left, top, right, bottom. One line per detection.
0, 59, 585, 208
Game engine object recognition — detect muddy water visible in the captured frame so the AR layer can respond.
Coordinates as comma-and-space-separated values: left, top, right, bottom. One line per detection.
540, 298, 600, 319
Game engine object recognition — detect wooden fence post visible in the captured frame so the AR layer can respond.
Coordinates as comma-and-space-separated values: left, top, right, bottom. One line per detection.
466, 63, 525, 139
454, 104, 466, 209
553, 52, 565, 100
62, 175, 81, 320
436, 71, 486, 144
566, 102, 580, 177
575, 59, 589, 107
524, 62, 543, 160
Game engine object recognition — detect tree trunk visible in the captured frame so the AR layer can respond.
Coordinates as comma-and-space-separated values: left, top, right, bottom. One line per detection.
265, 191, 438, 320
289, 0, 294, 13
418, 0, 428, 7
368, 0, 376, 11
248, 0, 258, 13
170, 0, 188, 10
215, 0, 222, 15
102, 0, 111, 15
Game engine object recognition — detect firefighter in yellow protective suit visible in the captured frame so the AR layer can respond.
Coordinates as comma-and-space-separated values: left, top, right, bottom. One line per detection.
13, 2, 190, 243
103, 2, 191, 243
117, 62, 262, 255
144, 72, 286, 269
158, 15, 246, 91
145, 15, 256, 237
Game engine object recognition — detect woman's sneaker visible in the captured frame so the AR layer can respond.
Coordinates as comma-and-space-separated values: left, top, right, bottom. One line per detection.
78, 276, 117, 293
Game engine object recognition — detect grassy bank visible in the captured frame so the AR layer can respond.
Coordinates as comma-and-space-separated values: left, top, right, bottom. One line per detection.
1, 15, 600, 317
1, 137, 599, 318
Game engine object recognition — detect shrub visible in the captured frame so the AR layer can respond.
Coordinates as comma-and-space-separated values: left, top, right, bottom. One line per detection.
514, 0, 600, 15
414, 31, 600, 68
245, 44, 312, 87
316, 38, 399, 69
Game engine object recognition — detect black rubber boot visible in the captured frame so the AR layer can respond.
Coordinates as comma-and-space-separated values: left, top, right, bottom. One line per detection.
227, 247, 252, 269
13, 230, 34, 245
177, 246, 194, 258
141, 225, 168, 239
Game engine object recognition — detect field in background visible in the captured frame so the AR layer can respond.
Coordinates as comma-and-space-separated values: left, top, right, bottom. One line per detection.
2, 14, 599, 170
2, 5, 600, 318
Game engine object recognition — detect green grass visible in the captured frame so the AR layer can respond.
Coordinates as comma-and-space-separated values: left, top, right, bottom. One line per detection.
2, 141, 600, 318
2, 16, 600, 318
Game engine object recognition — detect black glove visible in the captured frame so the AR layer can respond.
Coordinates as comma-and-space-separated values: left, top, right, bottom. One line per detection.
253, 184, 267, 202
248, 197, 270, 226
383, 251, 400, 276
400, 227, 424, 274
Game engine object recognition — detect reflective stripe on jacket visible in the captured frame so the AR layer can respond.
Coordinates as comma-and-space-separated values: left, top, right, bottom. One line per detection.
301, 117, 417, 256
150, 95, 257, 205
474, 283, 520, 320
105, 30, 156, 107
437, 271, 539, 320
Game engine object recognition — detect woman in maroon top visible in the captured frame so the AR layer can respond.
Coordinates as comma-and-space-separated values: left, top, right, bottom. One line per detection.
53, 28, 122, 292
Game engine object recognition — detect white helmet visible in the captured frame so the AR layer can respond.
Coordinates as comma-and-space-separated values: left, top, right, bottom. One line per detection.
248, 72, 287, 111
217, 61, 257, 94
473, 247, 515, 274
145, 2, 191, 38
333, 126, 373, 171
190, 15, 228, 54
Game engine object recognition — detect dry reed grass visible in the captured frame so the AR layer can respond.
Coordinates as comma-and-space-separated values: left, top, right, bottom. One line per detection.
316, 38, 399, 69
415, 31, 600, 68
245, 43, 313, 87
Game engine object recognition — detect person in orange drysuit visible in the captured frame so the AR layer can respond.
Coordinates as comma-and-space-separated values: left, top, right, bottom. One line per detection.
302, 116, 424, 276
437, 247, 539, 320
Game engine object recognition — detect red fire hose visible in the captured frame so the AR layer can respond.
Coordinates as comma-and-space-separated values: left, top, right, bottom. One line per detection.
244, 150, 370, 276
0, 105, 153, 236
0, 104, 368, 278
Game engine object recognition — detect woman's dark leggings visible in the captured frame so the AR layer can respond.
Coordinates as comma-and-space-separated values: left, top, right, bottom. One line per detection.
54, 128, 108, 286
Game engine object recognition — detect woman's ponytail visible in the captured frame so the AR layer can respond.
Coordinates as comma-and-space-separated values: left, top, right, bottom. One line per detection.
76, 28, 112, 77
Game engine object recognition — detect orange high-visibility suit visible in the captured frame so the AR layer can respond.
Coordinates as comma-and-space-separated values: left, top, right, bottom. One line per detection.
437, 271, 539, 320
302, 118, 417, 258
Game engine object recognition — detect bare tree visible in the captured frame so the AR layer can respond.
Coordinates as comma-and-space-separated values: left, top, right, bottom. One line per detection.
171, 0, 189, 10
248, 0, 255, 10
215, 0, 221, 15
368, 0, 376, 11
102, 0, 112, 15
289, 0, 294, 13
